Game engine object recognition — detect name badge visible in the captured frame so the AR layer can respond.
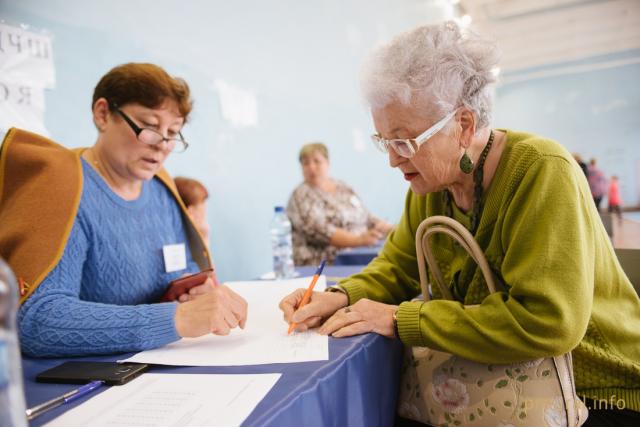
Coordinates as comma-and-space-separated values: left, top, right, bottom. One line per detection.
162, 244, 187, 273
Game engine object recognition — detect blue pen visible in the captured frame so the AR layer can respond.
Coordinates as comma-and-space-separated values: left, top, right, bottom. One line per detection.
26, 380, 104, 421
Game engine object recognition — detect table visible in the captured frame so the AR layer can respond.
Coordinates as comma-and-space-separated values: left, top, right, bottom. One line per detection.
615, 248, 640, 295
22, 265, 403, 427
297, 264, 365, 281
334, 244, 383, 266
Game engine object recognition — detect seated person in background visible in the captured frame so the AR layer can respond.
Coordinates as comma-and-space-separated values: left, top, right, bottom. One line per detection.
286, 142, 393, 265
175, 176, 210, 245
1, 63, 247, 357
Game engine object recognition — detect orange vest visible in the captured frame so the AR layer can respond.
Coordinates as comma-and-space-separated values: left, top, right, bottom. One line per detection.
0, 127, 212, 304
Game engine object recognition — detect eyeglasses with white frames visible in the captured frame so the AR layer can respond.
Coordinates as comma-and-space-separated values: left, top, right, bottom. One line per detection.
371, 109, 457, 158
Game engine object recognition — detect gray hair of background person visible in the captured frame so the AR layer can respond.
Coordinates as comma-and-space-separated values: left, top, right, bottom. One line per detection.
359, 21, 500, 132
298, 142, 329, 163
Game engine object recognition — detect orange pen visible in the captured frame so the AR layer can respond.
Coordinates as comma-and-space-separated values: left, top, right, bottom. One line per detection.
288, 259, 326, 335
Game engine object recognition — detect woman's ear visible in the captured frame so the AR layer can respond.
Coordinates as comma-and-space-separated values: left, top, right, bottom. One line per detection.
458, 109, 477, 149
92, 97, 110, 132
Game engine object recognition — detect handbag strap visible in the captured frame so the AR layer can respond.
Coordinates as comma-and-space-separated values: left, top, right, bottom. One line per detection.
415, 215, 497, 301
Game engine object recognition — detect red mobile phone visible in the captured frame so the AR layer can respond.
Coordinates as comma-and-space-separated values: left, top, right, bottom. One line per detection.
159, 268, 215, 302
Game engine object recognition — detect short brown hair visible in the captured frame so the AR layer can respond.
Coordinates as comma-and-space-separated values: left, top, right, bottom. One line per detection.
299, 142, 329, 163
92, 63, 193, 121
174, 177, 208, 206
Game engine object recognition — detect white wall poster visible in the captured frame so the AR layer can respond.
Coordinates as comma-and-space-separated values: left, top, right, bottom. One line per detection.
0, 22, 55, 136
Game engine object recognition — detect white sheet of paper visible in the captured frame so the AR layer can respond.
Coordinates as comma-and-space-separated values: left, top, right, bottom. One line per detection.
45, 373, 281, 427
121, 276, 328, 366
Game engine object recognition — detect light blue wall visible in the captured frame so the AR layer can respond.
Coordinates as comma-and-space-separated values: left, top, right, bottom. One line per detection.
0, 0, 450, 280
494, 51, 640, 208
1, 1, 638, 281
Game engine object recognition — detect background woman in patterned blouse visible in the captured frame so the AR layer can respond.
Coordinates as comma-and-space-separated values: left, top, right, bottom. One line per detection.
286, 142, 393, 265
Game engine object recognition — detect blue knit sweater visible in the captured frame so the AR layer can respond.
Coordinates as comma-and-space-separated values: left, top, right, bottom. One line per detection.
18, 159, 198, 357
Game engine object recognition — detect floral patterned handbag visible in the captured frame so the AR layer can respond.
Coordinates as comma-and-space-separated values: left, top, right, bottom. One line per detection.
397, 216, 588, 427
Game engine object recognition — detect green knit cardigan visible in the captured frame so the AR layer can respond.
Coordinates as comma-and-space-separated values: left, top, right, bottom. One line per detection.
338, 130, 640, 411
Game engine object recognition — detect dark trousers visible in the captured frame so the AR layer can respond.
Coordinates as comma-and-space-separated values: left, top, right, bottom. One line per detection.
608, 204, 622, 222
582, 399, 640, 427
396, 403, 640, 427
395, 416, 430, 427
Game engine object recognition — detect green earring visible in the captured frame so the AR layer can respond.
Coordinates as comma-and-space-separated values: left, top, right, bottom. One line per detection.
459, 151, 474, 174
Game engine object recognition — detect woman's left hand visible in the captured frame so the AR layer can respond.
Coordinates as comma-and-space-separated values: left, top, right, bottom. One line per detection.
319, 299, 398, 339
178, 277, 216, 302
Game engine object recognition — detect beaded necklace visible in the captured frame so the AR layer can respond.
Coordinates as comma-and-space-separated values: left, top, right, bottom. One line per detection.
442, 130, 495, 234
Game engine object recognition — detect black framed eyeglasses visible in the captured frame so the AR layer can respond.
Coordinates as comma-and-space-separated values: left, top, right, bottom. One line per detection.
110, 103, 189, 153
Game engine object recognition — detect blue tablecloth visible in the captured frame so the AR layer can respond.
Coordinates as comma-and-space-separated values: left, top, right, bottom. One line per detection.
22, 265, 403, 427
295, 264, 364, 281
334, 244, 382, 266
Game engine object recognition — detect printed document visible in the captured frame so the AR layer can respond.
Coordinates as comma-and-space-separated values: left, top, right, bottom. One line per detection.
45, 373, 281, 427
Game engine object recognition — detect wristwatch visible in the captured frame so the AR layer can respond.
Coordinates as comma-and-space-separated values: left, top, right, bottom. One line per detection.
392, 309, 400, 339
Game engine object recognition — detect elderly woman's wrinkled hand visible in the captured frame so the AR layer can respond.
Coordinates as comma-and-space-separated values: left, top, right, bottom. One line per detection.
319, 299, 398, 339
279, 288, 348, 332
174, 284, 248, 337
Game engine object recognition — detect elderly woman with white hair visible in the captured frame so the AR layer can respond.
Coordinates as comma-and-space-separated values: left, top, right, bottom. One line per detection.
280, 22, 640, 426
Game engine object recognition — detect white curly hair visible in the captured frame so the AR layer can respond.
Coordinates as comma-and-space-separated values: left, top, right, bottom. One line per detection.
360, 21, 500, 130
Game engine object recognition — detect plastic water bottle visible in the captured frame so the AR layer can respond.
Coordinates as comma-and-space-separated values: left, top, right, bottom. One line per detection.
270, 206, 295, 279
0, 257, 27, 427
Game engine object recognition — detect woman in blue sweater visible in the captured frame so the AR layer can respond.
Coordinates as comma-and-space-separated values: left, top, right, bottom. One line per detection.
9, 63, 247, 356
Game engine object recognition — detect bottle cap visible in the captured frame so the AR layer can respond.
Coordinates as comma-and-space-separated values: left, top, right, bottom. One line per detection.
274, 206, 284, 213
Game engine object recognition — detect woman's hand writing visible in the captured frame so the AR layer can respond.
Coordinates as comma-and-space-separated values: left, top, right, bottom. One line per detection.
174, 284, 248, 337
279, 288, 348, 332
